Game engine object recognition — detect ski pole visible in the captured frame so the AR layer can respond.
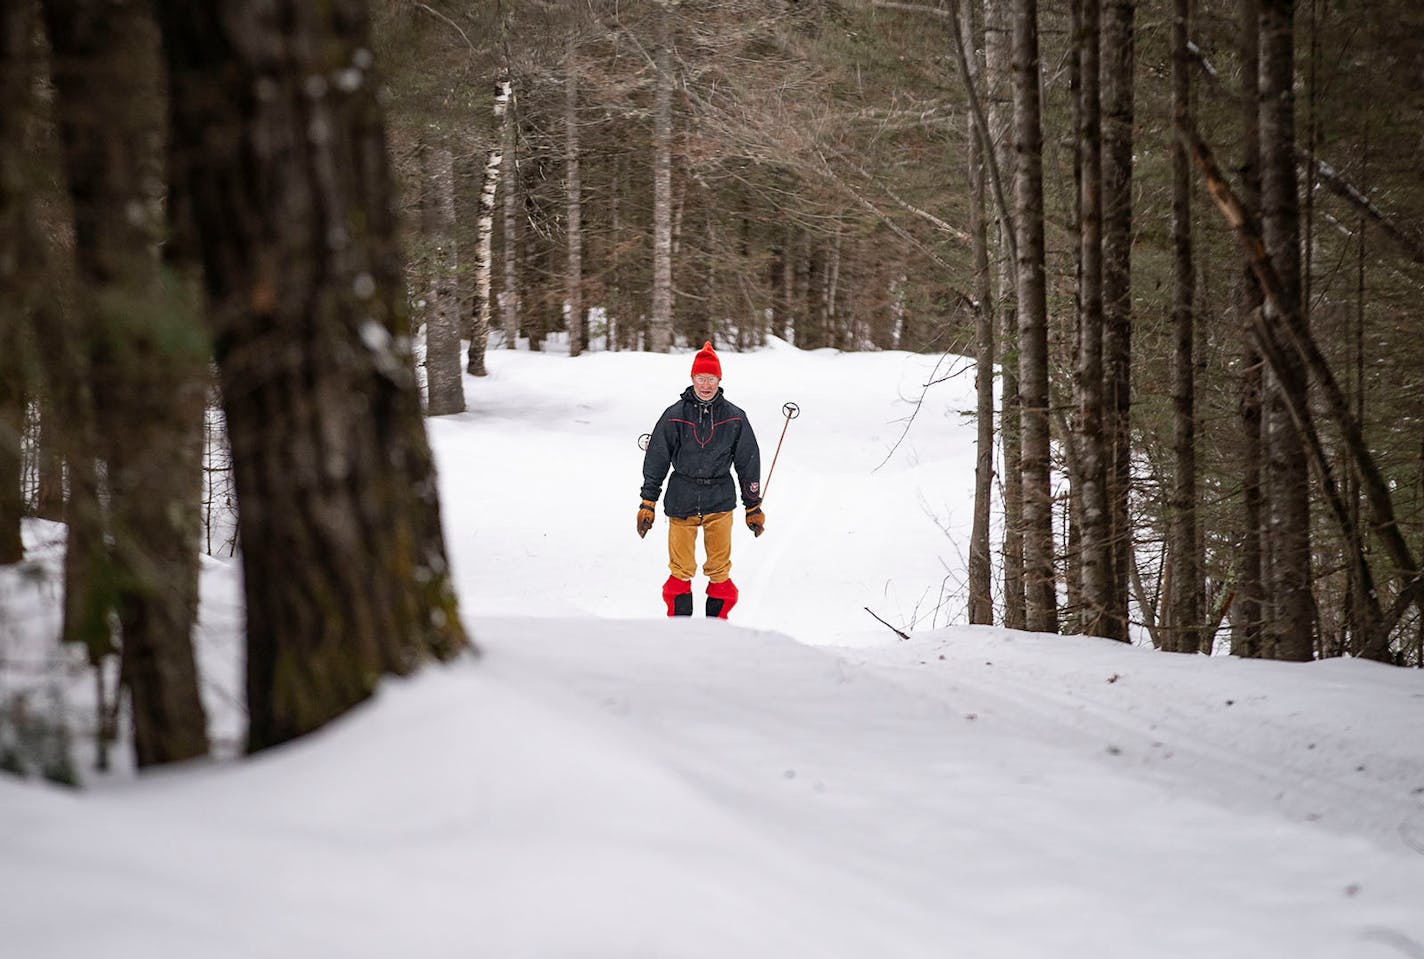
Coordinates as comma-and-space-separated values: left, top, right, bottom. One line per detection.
760, 402, 799, 501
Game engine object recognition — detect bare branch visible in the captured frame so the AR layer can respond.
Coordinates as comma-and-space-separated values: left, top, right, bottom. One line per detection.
1303, 151, 1424, 266
869, 0, 950, 18
409, 1, 477, 53
865, 607, 911, 640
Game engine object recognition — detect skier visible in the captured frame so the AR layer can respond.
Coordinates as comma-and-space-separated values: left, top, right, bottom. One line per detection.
638, 341, 764, 618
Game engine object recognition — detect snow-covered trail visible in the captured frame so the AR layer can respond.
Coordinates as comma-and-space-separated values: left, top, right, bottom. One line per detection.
11, 617, 1420, 959
5, 342, 1424, 958
476, 618, 1424, 958
436, 344, 1424, 851
428, 342, 982, 642
845, 628, 1424, 852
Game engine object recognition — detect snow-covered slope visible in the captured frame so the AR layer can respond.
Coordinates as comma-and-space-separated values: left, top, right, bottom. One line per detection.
428, 341, 982, 640
3, 342, 1424, 958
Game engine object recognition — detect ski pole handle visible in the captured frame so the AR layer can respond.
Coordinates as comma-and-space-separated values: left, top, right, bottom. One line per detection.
760, 402, 799, 502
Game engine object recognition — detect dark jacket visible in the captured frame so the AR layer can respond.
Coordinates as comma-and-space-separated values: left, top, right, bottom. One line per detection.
641, 386, 761, 518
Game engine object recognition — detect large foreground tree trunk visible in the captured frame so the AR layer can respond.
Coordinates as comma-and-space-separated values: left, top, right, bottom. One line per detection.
154, 0, 471, 752
44, 0, 209, 766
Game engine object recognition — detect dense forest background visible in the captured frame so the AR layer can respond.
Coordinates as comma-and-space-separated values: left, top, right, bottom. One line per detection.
377, 0, 1424, 666
2, 0, 1423, 775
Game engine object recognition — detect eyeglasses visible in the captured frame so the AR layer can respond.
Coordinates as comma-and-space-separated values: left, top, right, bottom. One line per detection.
692, 375, 719, 386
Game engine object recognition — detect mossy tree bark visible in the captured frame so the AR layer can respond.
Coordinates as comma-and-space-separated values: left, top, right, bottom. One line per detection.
153, 0, 471, 752
43, 0, 209, 766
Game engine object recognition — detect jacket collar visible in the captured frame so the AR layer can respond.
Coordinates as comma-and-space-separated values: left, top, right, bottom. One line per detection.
681, 385, 724, 407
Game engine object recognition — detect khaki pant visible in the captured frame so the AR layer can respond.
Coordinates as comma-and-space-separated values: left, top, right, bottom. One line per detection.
668, 511, 733, 583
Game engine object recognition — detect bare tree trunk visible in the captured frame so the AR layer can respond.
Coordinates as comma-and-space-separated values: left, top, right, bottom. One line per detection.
773, 230, 791, 342
0, 337, 20, 563
565, 44, 584, 357
1233, 0, 1264, 658
44, 0, 210, 767
423, 139, 464, 416
500, 79, 520, 349
826, 219, 843, 349
0, 0, 23, 561
154, 0, 471, 752
1259, 0, 1313, 661
985, 0, 1024, 629
1012, 0, 1056, 634
610, 149, 628, 350
1347, 124, 1368, 653
467, 78, 508, 378
1168, 0, 1200, 654
649, 2, 674, 353
1101, 0, 1135, 643
0, 0, 60, 550
1180, 124, 1402, 659
962, 0, 994, 626
1076, 0, 1111, 638
1064, 0, 1084, 633
803, 242, 825, 350
523, 189, 548, 353
34, 397, 63, 520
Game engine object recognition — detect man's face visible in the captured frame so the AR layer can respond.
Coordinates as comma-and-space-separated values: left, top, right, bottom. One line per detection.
692, 373, 720, 401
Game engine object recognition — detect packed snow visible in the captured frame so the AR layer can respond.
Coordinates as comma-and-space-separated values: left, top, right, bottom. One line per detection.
3, 338, 1424, 958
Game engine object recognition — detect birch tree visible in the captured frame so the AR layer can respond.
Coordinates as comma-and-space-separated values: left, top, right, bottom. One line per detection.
466, 77, 506, 377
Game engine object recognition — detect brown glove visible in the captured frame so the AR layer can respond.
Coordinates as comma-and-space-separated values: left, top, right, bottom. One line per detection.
637, 499, 657, 539
745, 505, 765, 538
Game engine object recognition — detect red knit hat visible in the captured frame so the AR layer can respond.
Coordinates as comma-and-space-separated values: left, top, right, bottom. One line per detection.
690, 341, 722, 379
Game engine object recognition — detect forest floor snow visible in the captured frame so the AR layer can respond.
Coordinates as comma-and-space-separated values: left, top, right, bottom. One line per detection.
3, 342, 1424, 958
